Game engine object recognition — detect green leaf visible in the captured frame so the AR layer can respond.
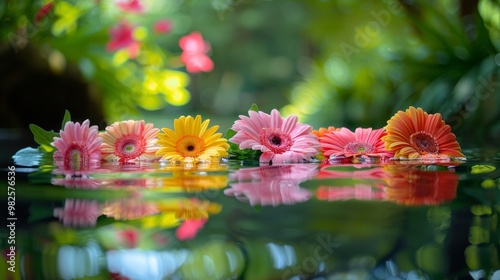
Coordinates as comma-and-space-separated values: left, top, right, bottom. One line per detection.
29, 124, 58, 153
249, 103, 259, 112
61, 110, 71, 129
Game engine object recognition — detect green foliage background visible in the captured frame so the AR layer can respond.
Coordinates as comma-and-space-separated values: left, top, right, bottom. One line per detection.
1, 0, 499, 146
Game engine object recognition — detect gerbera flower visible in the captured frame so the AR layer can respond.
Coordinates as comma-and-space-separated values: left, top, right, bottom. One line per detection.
156, 115, 229, 163
319, 127, 393, 162
312, 126, 338, 138
382, 106, 465, 160
51, 120, 102, 171
229, 109, 320, 164
99, 120, 160, 163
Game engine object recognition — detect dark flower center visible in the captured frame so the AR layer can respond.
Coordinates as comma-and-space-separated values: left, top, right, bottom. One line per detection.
410, 131, 439, 154
259, 128, 292, 154
187, 145, 195, 151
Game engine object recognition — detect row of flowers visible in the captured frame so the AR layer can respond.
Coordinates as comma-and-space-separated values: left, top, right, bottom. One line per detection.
43, 105, 465, 170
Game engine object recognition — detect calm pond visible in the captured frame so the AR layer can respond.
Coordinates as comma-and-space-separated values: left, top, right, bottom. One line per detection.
2, 147, 500, 280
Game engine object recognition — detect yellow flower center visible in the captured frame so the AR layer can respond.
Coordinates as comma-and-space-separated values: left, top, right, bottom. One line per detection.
64, 143, 88, 170
344, 142, 374, 154
410, 131, 439, 155
176, 135, 205, 157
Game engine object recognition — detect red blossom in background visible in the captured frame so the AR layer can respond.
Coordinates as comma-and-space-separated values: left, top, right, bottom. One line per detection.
153, 19, 172, 34
179, 32, 214, 73
106, 21, 140, 58
34, 1, 54, 24
115, 0, 144, 13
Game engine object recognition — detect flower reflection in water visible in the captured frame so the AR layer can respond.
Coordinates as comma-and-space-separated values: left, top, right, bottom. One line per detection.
383, 164, 459, 206
316, 163, 460, 206
51, 168, 102, 189
101, 198, 160, 220
316, 164, 387, 201
224, 164, 318, 207
53, 199, 101, 228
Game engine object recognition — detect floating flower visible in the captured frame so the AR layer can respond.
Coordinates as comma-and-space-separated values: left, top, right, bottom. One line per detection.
382, 106, 465, 160
229, 109, 320, 164
153, 19, 172, 34
319, 127, 394, 162
115, 0, 143, 13
156, 115, 229, 163
106, 21, 140, 59
99, 120, 160, 163
51, 120, 102, 172
179, 32, 213, 73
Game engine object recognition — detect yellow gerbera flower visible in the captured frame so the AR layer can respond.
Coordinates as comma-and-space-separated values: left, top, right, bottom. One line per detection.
156, 115, 229, 163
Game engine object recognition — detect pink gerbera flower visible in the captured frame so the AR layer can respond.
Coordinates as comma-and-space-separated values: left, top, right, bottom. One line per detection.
99, 120, 160, 163
229, 109, 320, 164
51, 120, 102, 171
106, 21, 140, 58
179, 32, 213, 73
319, 127, 394, 162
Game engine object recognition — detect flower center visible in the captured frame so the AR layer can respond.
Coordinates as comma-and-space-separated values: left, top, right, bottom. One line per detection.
259, 128, 292, 154
64, 143, 88, 170
115, 135, 146, 161
410, 131, 439, 155
344, 142, 374, 154
176, 135, 205, 157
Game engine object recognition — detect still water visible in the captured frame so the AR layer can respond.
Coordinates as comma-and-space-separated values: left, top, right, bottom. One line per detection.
1, 148, 500, 280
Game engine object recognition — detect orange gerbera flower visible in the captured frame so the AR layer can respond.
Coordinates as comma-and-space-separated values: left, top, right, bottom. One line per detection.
382, 106, 465, 160
312, 126, 338, 138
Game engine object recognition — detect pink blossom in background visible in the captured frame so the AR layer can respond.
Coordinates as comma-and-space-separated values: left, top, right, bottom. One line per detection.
51, 120, 102, 172
53, 199, 101, 228
319, 127, 394, 162
179, 32, 213, 73
115, 0, 143, 13
175, 219, 207, 240
229, 109, 320, 164
153, 19, 172, 34
106, 21, 140, 58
